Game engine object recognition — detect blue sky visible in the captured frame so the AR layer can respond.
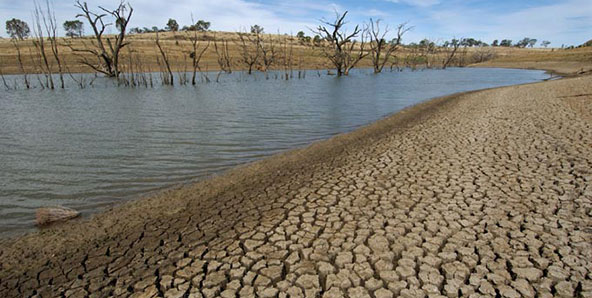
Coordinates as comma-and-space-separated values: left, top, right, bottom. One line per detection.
1, 0, 590, 46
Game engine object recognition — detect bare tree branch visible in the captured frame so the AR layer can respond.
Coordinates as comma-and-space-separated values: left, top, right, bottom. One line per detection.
367, 19, 412, 73
312, 11, 368, 76
235, 29, 262, 74
74, 0, 133, 77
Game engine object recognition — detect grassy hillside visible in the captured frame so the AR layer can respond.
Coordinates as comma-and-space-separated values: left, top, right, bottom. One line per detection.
1, 31, 591, 76
473, 46, 592, 75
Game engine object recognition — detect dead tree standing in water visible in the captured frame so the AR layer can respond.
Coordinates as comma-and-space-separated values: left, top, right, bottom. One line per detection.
280, 35, 294, 79
314, 11, 368, 76
155, 32, 174, 85
11, 41, 30, 89
44, 1, 64, 88
259, 34, 277, 73
188, 18, 210, 85
29, 1, 64, 88
367, 19, 410, 73
442, 38, 461, 69
72, 1, 132, 78
236, 29, 261, 74
214, 35, 232, 73
32, 2, 54, 89
0, 55, 9, 90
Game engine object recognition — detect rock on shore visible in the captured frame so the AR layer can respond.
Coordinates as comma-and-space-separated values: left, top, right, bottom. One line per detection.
35, 206, 80, 226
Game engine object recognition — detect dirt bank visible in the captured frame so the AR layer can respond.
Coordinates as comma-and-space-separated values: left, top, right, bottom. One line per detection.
1, 75, 591, 297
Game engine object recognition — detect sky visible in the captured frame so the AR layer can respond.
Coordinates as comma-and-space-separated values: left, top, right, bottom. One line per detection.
1, 0, 590, 46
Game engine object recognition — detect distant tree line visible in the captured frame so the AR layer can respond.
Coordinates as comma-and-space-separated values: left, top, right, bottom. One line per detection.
128, 19, 211, 34
490, 37, 552, 48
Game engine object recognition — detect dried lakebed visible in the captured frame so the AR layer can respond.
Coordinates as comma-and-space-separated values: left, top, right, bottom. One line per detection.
0, 73, 591, 297
0, 68, 549, 236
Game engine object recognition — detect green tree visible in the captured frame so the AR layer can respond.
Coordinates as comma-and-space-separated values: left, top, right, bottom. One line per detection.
296, 31, 311, 44
500, 39, 512, 47
184, 20, 210, 32
128, 27, 142, 34
63, 20, 84, 38
313, 34, 321, 46
195, 20, 210, 31
419, 38, 435, 48
460, 38, 483, 47
515, 37, 536, 48
492, 40, 499, 47
527, 38, 537, 48
541, 40, 551, 48
6, 18, 30, 40
166, 19, 179, 32
250, 24, 264, 34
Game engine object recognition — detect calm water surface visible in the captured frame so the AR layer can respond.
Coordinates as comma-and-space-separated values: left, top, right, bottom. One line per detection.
0, 68, 549, 236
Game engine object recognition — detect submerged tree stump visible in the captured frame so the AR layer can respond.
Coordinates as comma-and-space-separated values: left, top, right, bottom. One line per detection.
36, 206, 80, 226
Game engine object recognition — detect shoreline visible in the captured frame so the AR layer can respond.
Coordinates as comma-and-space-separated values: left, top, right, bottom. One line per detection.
0, 69, 550, 239
0, 67, 549, 239
1, 70, 590, 297
0, 62, 583, 80
0, 75, 470, 243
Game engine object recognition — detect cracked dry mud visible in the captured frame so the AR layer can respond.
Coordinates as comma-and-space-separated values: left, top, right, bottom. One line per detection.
1, 75, 591, 298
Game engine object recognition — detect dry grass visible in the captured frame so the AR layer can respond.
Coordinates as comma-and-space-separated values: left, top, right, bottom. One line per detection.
472, 46, 592, 75
1, 31, 590, 76
0, 31, 336, 75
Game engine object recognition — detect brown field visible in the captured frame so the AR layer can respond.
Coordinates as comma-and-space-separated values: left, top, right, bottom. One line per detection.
1, 31, 591, 77
0, 31, 337, 76
471, 46, 592, 75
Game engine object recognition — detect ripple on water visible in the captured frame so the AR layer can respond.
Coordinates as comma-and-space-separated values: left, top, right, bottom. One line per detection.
0, 68, 550, 236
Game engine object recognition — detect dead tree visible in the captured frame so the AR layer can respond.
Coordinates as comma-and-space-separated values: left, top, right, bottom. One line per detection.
343, 34, 368, 75
367, 19, 410, 73
442, 38, 461, 69
236, 30, 261, 74
11, 41, 30, 89
314, 11, 368, 76
72, 0, 132, 77
0, 68, 8, 90
187, 20, 210, 85
35, 0, 65, 88
32, 3, 54, 89
0, 55, 9, 90
280, 35, 294, 79
259, 34, 277, 72
472, 47, 495, 63
45, 1, 64, 88
418, 39, 436, 68
213, 37, 232, 73
155, 32, 174, 85
455, 42, 469, 67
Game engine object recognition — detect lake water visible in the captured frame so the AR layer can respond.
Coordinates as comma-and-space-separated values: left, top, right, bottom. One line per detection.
0, 68, 549, 236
